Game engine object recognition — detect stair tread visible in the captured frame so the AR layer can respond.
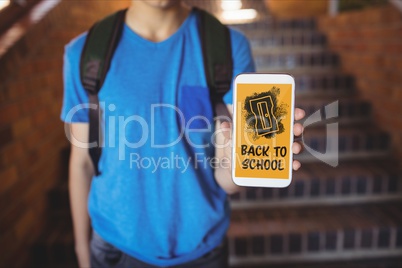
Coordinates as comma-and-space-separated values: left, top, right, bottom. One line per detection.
296, 97, 370, 119
231, 18, 317, 32
255, 49, 334, 57
258, 67, 341, 75
253, 46, 327, 56
293, 73, 355, 95
230, 160, 402, 208
298, 123, 391, 161
229, 203, 402, 236
300, 124, 389, 139
232, 257, 402, 268
298, 160, 401, 177
244, 28, 324, 37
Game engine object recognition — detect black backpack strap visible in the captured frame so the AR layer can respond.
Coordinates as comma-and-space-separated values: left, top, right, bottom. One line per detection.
195, 8, 233, 122
80, 9, 127, 176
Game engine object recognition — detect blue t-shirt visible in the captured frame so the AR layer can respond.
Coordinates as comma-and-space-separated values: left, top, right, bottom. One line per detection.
61, 10, 255, 266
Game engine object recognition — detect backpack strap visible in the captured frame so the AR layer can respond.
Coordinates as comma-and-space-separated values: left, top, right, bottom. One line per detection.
80, 9, 127, 176
195, 7, 233, 122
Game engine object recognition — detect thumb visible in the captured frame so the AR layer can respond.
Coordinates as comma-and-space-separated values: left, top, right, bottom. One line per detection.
220, 121, 232, 140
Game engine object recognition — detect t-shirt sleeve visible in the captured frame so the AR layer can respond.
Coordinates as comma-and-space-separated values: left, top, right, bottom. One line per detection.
60, 33, 90, 123
223, 28, 256, 105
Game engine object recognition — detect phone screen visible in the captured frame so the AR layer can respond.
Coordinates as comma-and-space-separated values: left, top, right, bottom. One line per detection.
233, 74, 294, 187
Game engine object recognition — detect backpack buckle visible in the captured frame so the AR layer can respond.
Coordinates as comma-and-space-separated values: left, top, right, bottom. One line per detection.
82, 59, 101, 94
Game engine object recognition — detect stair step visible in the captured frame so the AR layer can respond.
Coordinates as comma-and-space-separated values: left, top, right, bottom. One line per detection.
253, 46, 327, 56
230, 161, 402, 209
246, 30, 326, 49
296, 126, 391, 163
294, 73, 355, 96
262, 68, 345, 78
228, 203, 402, 266
296, 98, 371, 124
255, 51, 339, 71
248, 33, 326, 53
232, 18, 316, 32
232, 257, 402, 268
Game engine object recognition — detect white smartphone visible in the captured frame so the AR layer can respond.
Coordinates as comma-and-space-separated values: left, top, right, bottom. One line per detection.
232, 73, 295, 188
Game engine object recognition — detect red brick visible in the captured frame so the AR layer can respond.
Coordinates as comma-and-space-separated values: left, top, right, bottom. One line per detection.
31, 107, 50, 126
0, 166, 19, 196
0, 86, 7, 104
0, 142, 24, 168
0, 80, 26, 105
0, 126, 13, 150
11, 116, 33, 138
13, 207, 38, 240
0, 102, 21, 127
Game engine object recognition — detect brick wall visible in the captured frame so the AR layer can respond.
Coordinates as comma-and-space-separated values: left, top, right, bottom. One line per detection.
318, 4, 402, 158
0, 1, 129, 266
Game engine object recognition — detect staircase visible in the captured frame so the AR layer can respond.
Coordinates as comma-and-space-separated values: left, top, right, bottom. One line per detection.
227, 16, 402, 268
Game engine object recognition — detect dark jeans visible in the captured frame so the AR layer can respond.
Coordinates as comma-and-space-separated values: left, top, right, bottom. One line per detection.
90, 232, 229, 268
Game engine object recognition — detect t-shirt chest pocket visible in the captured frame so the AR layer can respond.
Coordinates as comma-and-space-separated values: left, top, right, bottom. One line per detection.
178, 85, 214, 132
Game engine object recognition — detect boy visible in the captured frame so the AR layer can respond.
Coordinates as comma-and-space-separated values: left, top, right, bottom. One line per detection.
61, 1, 304, 267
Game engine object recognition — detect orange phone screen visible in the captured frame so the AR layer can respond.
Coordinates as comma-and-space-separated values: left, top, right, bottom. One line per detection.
234, 83, 293, 179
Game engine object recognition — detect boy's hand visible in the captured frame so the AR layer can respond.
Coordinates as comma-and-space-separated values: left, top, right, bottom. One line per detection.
221, 108, 306, 171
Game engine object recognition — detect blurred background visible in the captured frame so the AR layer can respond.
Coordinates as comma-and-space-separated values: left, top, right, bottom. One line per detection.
0, 0, 401, 267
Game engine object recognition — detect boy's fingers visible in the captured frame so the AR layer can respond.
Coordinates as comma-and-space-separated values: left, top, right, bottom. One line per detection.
293, 123, 303, 137
293, 160, 301, 171
220, 121, 232, 140
292, 142, 302, 155
294, 108, 305, 121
